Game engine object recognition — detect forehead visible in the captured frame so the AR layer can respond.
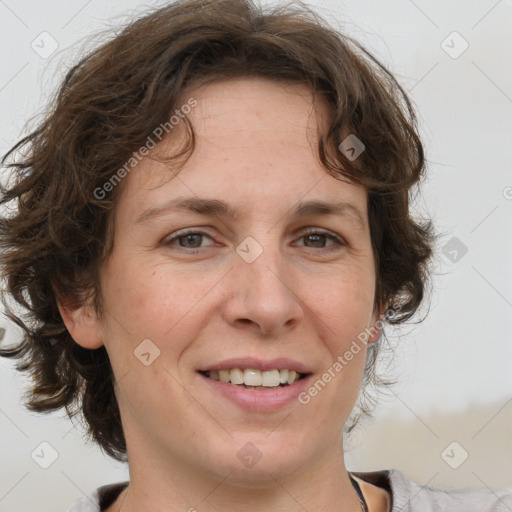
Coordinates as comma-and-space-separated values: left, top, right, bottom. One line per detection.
119, 77, 366, 219
187, 77, 329, 129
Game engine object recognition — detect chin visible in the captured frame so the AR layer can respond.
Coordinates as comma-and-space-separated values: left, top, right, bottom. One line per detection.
203, 432, 316, 484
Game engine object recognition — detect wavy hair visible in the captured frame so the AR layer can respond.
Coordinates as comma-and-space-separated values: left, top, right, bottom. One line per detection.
0, 0, 434, 461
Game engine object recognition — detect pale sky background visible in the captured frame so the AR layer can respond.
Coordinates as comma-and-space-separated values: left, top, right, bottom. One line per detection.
0, 1, 511, 511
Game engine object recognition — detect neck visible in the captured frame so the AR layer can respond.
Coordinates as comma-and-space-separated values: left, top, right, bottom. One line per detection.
116, 439, 364, 512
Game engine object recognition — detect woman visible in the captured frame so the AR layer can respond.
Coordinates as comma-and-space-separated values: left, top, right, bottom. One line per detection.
0, 0, 510, 510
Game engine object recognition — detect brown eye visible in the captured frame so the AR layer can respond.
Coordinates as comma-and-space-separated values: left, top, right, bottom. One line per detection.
295, 229, 345, 250
303, 233, 329, 248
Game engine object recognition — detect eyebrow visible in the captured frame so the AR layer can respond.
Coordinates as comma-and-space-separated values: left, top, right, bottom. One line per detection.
135, 196, 366, 229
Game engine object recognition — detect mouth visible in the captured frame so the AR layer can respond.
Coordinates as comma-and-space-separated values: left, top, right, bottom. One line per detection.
199, 368, 309, 390
197, 358, 313, 411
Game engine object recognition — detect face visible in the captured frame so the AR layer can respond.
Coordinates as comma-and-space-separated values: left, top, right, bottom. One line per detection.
73, 78, 381, 483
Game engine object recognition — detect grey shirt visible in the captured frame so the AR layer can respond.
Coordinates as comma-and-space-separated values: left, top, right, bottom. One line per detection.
66, 469, 512, 511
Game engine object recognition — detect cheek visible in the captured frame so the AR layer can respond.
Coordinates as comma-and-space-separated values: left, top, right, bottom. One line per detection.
99, 253, 216, 355
302, 274, 374, 421
102, 255, 175, 321
309, 267, 376, 343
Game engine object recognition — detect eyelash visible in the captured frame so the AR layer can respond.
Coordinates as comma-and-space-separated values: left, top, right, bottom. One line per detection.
163, 228, 346, 254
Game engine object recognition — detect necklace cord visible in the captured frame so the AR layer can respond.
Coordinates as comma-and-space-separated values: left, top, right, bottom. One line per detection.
118, 485, 128, 512
349, 474, 369, 512
118, 477, 368, 512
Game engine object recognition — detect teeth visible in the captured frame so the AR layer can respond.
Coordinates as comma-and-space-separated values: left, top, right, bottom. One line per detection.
230, 368, 244, 385
205, 368, 302, 387
244, 369, 261, 386
262, 370, 280, 387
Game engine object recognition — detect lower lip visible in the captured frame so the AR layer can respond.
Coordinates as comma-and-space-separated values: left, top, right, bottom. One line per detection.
198, 373, 312, 412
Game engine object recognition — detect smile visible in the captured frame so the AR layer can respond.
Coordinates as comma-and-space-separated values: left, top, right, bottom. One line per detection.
200, 368, 306, 389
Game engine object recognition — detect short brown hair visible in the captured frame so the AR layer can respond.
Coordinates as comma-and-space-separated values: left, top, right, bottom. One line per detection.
0, 0, 434, 461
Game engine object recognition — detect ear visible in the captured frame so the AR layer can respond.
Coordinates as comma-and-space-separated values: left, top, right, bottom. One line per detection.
367, 303, 387, 346
56, 295, 104, 349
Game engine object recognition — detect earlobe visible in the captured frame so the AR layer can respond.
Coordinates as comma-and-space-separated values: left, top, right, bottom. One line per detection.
56, 297, 104, 349
367, 305, 386, 345
367, 324, 382, 345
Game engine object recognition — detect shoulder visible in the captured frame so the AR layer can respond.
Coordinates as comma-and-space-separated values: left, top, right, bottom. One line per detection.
353, 469, 512, 512
66, 482, 128, 512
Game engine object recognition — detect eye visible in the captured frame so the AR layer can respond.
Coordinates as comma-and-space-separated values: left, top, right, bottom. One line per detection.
162, 227, 346, 254
294, 228, 346, 250
163, 230, 215, 252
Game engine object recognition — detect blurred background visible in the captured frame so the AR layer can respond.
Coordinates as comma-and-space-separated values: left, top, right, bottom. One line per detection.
0, 0, 511, 510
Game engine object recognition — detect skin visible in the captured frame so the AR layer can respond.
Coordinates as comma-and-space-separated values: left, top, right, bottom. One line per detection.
59, 77, 390, 512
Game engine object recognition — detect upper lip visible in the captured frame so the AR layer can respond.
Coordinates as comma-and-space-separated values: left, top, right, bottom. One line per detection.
198, 357, 312, 374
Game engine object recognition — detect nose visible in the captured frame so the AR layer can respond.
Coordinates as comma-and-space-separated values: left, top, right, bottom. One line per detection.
222, 243, 304, 337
